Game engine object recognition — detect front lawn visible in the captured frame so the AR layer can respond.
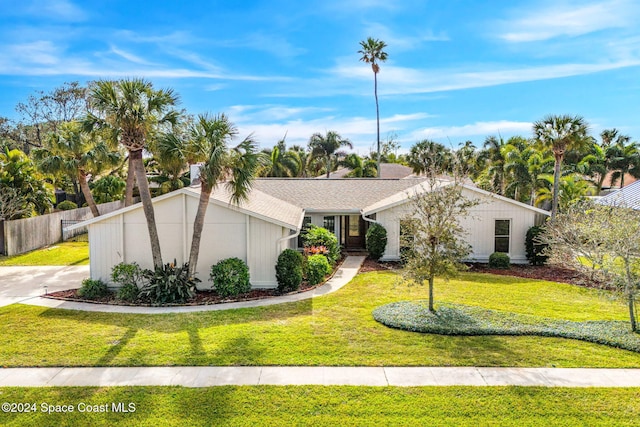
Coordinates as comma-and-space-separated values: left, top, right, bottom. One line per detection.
1, 386, 639, 426
2, 271, 640, 367
0, 241, 89, 266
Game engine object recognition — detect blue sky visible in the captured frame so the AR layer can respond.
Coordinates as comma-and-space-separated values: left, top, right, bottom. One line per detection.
1, 0, 639, 154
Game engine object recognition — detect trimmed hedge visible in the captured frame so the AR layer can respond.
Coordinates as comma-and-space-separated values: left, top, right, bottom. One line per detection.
489, 252, 510, 269
276, 249, 304, 293
366, 223, 387, 261
373, 301, 640, 353
210, 257, 251, 297
526, 225, 549, 266
306, 254, 331, 286
77, 278, 109, 299
57, 200, 78, 210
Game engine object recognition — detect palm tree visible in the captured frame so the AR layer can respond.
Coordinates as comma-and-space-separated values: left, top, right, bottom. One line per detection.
478, 135, 507, 195
339, 153, 377, 177
407, 139, 453, 178
606, 139, 640, 188
533, 114, 589, 219
359, 37, 388, 178
33, 121, 120, 217
288, 145, 314, 177
260, 138, 298, 177
187, 114, 261, 277
149, 132, 189, 194
308, 131, 353, 178
535, 174, 596, 212
86, 78, 180, 268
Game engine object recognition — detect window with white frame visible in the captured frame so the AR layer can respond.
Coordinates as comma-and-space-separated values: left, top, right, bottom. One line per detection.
494, 219, 510, 253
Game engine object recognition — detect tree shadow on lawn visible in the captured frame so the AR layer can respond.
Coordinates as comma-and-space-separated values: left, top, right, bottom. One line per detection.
36, 299, 311, 366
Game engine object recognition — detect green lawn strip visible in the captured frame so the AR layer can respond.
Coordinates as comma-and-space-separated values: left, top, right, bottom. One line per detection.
2, 270, 640, 368
1, 386, 639, 427
0, 241, 89, 266
373, 301, 640, 352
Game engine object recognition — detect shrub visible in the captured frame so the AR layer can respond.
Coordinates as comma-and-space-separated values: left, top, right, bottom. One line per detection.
111, 262, 146, 287
77, 278, 109, 299
276, 249, 304, 293
366, 223, 387, 260
306, 254, 331, 286
489, 252, 510, 269
526, 225, 549, 266
302, 225, 340, 264
210, 257, 251, 298
117, 283, 139, 302
139, 260, 200, 304
57, 200, 78, 210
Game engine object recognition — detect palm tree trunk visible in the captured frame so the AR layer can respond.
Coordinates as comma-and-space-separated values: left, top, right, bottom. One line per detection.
326, 157, 331, 178
188, 184, 212, 277
78, 170, 100, 217
374, 71, 381, 178
125, 156, 135, 207
130, 150, 163, 268
551, 154, 562, 220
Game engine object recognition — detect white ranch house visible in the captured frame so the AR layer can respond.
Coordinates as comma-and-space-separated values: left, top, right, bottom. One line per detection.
69, 178, 549, 288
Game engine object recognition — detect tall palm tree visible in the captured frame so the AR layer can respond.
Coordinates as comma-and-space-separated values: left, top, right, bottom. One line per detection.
187, 114, 261, 277
359, 37, 388, 178
407, 139, 453, 178
33, 121, 120, 217
86, 78, 180, 268
308, 131, 353, 178
478, 135, 507, 195
533, 114, 589, 219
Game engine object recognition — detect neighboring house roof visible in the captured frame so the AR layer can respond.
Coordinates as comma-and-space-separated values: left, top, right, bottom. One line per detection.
253, 178, 427, 212
318, 163, 416, 179
596, 180, 640, 210
66, 185, 304, 231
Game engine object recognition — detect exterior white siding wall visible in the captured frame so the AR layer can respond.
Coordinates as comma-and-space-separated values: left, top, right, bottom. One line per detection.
376, 188, 542, 264
248, 217, 287, 288
88, 193, 287, 288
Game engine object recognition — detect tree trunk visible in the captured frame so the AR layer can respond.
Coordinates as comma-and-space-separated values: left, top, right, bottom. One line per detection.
125, 156, 135, 207
130, 150, 163, 268
374, 70, 381, 178
78, 170, 100, 217
188, 184, 213, 277
428, 276, 435, 312
551, 153, 563, 220
629, 293, 637, 332
326, 157, 331, 178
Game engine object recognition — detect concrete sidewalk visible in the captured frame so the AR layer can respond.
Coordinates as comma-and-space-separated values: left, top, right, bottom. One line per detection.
1, 366, 640, 387
11, 256, 366, 313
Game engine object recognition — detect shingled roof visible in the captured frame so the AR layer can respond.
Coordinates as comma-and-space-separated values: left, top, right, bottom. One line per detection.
596, 180, 640, 210
253, 178, 427, 212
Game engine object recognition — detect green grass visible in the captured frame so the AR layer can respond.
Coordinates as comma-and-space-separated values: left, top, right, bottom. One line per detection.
0, 241, 89, 266
1, 386, 640, 426
374, 302, 640, 352
2, 270, 640, 367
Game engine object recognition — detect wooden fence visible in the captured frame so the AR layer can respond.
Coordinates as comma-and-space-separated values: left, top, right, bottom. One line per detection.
1, 200, 123, 256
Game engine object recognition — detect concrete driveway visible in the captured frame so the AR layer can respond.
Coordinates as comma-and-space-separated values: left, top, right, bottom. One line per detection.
0, 266, 88, 307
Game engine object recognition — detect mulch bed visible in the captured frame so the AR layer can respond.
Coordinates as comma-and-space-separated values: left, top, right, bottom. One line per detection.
361, 258, 609, 290
45, 281, 321, 307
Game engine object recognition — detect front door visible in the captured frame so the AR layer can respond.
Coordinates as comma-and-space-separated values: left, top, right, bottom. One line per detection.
345, 215, 365, 249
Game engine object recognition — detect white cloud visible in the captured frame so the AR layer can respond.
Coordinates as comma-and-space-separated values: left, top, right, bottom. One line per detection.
326, 59, 640, 96
362, 22, 448, 51
109, 46, 156, 65
409, 121, 532, 142
499, 0, 638, 42
229, 106, 432, 152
